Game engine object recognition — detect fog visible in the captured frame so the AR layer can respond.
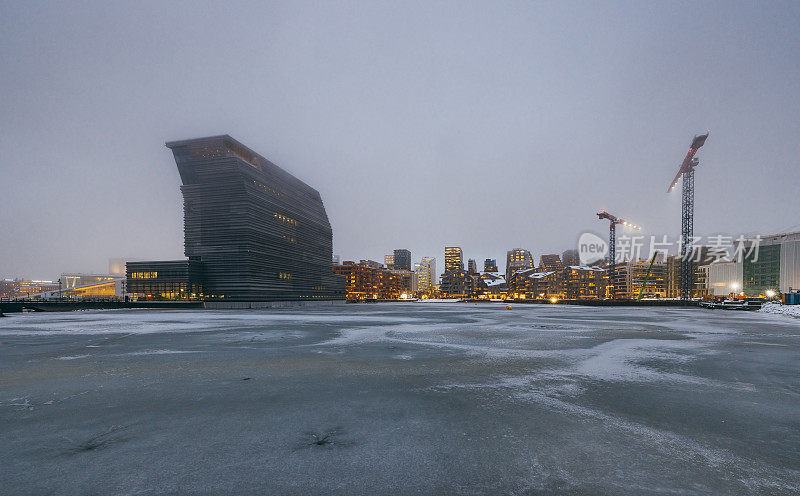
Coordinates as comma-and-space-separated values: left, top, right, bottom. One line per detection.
1, 1, 799, 279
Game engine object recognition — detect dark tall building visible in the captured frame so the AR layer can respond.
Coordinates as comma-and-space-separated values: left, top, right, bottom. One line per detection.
128, 135, 344, 301
483, 259, 498, 273
467, 259, 478, 275
393, 249, 412, 271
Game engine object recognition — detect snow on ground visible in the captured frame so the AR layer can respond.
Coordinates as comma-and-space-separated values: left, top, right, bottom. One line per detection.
759, 302, 800, 318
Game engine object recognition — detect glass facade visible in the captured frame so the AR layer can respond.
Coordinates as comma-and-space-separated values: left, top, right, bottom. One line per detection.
743, 244, 780, 296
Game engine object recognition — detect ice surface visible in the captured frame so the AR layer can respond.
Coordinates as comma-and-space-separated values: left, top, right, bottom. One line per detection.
1, 303, 799, 494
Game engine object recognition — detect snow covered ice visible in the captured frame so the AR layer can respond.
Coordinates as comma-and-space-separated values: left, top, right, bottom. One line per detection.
1, 304, 799, 494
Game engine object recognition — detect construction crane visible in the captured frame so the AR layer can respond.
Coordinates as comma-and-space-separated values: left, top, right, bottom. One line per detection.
667, 132, 709, 301
597, 210, 641, 298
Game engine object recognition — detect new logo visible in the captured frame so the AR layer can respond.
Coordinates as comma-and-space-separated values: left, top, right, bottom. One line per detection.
578, 232, 608, 265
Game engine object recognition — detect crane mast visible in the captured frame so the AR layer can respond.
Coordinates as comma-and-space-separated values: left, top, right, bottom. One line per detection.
668, 133, 708, 301
597, 210, 640, 298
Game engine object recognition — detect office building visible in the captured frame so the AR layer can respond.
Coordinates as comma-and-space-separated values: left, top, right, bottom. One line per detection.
467, 259, 478, 275
393, 249, 411, 271
384, 254, 394, 270
414, 257, 437, 294
483, 259, 498, 273
444, 247, 464, 274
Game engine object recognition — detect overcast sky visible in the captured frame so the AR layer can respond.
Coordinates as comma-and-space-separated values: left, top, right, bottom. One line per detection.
2, 1, 799, 279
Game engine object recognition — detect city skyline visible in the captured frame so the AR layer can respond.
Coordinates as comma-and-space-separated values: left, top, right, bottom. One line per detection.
2, 2, 800, 280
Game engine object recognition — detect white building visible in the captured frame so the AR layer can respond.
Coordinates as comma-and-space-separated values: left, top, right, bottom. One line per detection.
414, 257, 436, 293
779, 236, 800, 293
707, 262, 743, 296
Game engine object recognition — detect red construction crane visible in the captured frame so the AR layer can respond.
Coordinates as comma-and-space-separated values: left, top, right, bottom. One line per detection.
668, 132, 709, 301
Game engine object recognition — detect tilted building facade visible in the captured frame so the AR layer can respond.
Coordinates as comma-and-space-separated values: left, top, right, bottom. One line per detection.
128, 135, 344, 302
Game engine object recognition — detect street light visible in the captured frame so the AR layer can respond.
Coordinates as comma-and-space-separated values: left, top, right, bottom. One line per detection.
765, 290, 776, 299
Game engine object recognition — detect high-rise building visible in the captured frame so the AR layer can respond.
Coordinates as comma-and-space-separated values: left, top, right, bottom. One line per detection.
384, 254, 394, 270
444, 247, 464, 274
414, 257, 436, 294
467, 259, 478, 275
483, 259, 498, 273
128, 135, 344, 301
562, 249, 579, 267
506, 248, 533, 277
393, 249, 411, 271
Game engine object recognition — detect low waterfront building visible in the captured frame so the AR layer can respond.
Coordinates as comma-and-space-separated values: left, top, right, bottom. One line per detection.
561, 266, 608, 299
126, 260, 205, 300
478, 272, 507, 298
615, 260, 667, 298
439, 270, 471, 298
333, 261, 407, 300
507, 268, 560, 299
0, 279, 59, 299
59, 273, 124, 299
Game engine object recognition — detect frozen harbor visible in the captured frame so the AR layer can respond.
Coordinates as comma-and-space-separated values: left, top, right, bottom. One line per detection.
1, 304, 799, 495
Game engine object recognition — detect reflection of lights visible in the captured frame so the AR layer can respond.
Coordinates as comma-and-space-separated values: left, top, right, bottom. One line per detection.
766, 290, 776, 298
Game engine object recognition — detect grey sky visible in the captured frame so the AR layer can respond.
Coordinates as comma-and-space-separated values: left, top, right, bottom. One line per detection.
2, 1, 799, 280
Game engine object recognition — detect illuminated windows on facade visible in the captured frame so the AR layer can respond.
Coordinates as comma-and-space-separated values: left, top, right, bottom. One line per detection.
131, 271, 158, 279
